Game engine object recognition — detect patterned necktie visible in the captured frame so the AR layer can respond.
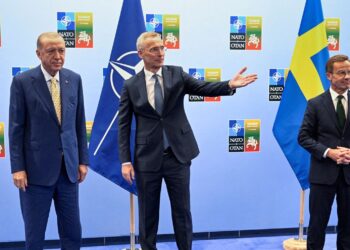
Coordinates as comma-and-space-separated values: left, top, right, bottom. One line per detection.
51, 78, 61, 124
337, 95, 346, 130
153, 74, 169, 149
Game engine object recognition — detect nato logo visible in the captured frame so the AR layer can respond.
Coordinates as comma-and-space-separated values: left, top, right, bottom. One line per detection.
92, 51, 144, 157
269, 69, 285, 86
57, 12, 75, 30
189, 68, 205, 81
108, 51, 144, 98
146, 14, 163, 33
188, 68, 205, 102
229, 120, 244, 136
229, 120, 245, 152
269, 69, 287, 101
57, 12, 76, 48
230, 16, 246, 50
230, 16, 246, 33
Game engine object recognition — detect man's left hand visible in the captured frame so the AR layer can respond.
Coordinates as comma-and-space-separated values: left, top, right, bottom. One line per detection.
78, 164, 88, 183
229, 67, 258, 89
335, 146, 350, 165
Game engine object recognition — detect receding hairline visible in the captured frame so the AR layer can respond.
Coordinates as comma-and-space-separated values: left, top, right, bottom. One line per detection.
136, 32, 162, 50
37, 32, 65, 49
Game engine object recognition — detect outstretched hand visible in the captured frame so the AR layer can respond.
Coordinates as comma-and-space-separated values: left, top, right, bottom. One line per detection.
229, 67, 258, 89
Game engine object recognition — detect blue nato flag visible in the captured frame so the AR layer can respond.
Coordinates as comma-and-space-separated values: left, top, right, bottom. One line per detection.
273, 0, 329, 190
89, 0, 146, 194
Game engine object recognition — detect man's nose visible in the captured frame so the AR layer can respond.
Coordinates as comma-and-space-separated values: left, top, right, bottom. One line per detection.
53, 51, 61, 58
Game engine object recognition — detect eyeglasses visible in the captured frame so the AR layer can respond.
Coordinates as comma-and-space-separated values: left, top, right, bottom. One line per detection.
333, 70, 350, 78
147, 46, 167, 54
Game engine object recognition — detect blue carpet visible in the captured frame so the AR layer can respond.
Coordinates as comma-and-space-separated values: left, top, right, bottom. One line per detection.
55, 234, 336, 250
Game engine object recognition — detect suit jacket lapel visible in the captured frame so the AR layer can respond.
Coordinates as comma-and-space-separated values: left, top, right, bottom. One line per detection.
31, 66, 60, 125
162, 66, 172, 111
344, 90, 350, 131
136, 70, 158, 115
60, 70, 71, 126
323, 90, 343, 134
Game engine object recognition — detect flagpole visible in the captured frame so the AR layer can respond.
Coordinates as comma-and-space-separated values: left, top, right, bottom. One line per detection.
298, 190, 305, 241
122, 193, 141, 250
283, 190, 306, 250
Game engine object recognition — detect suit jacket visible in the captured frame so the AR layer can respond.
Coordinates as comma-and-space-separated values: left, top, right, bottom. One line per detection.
298, 89, 350, 185
118, 65, 235, 172
9, 66, 89, 186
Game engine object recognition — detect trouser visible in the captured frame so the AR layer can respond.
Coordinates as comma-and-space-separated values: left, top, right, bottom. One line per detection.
20, 164, 81, 250
307, 168, 350, 250
136, 148, 192, 250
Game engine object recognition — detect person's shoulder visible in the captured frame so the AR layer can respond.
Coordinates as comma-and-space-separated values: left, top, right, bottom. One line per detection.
308, 89, 329, 105
314, 89, 329, 100
124, 70, 144, 85
60, 67, 80, 78
163, 65, 183, 73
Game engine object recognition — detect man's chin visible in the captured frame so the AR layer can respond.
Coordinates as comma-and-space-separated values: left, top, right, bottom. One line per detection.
53, 66, 63, 71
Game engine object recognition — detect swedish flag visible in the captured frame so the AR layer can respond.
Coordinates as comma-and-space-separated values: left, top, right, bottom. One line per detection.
273, 0, 329, 190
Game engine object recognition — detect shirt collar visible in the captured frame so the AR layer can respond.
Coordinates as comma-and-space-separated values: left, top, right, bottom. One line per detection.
329, 87, 348, 102
40, 64, 60, 83
144, 68, 162, 81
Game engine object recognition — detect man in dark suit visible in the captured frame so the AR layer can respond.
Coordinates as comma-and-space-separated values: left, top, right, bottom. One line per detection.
118, 31, 257, 250
298, 54, 350, 250
9, 32, 89, 250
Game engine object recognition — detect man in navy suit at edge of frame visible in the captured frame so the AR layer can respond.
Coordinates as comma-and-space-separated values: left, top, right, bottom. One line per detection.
298, 54, 350, 250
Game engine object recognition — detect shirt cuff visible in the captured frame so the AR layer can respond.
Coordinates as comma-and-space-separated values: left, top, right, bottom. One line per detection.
323, 148, 330, 158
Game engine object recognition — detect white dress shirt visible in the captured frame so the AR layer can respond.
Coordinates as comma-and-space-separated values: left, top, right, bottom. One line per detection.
144, 68, 164, 109
40, 64, 60, 93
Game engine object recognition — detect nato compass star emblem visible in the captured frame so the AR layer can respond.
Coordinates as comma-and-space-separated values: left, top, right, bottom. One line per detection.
149, 17, 160, 29
272, 71, 282, 84
191, 71, 202, 80
60, 15, 72, 28
233, 19, 243, 31
108, 51, 144, 99
93, 51, 143, 156
231, 122, 242, 135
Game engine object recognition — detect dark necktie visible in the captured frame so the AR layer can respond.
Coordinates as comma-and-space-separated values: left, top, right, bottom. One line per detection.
153, 74, 169, 149
337, 95, 346, 130
153, 74, 163, 114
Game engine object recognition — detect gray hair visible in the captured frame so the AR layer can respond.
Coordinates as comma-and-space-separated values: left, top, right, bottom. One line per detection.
136, 32, 162, 51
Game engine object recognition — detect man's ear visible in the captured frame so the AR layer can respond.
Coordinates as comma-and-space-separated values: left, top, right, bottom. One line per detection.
138, 50, 143, 59
36, 49, 41, 59
326, 72, 332, 81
